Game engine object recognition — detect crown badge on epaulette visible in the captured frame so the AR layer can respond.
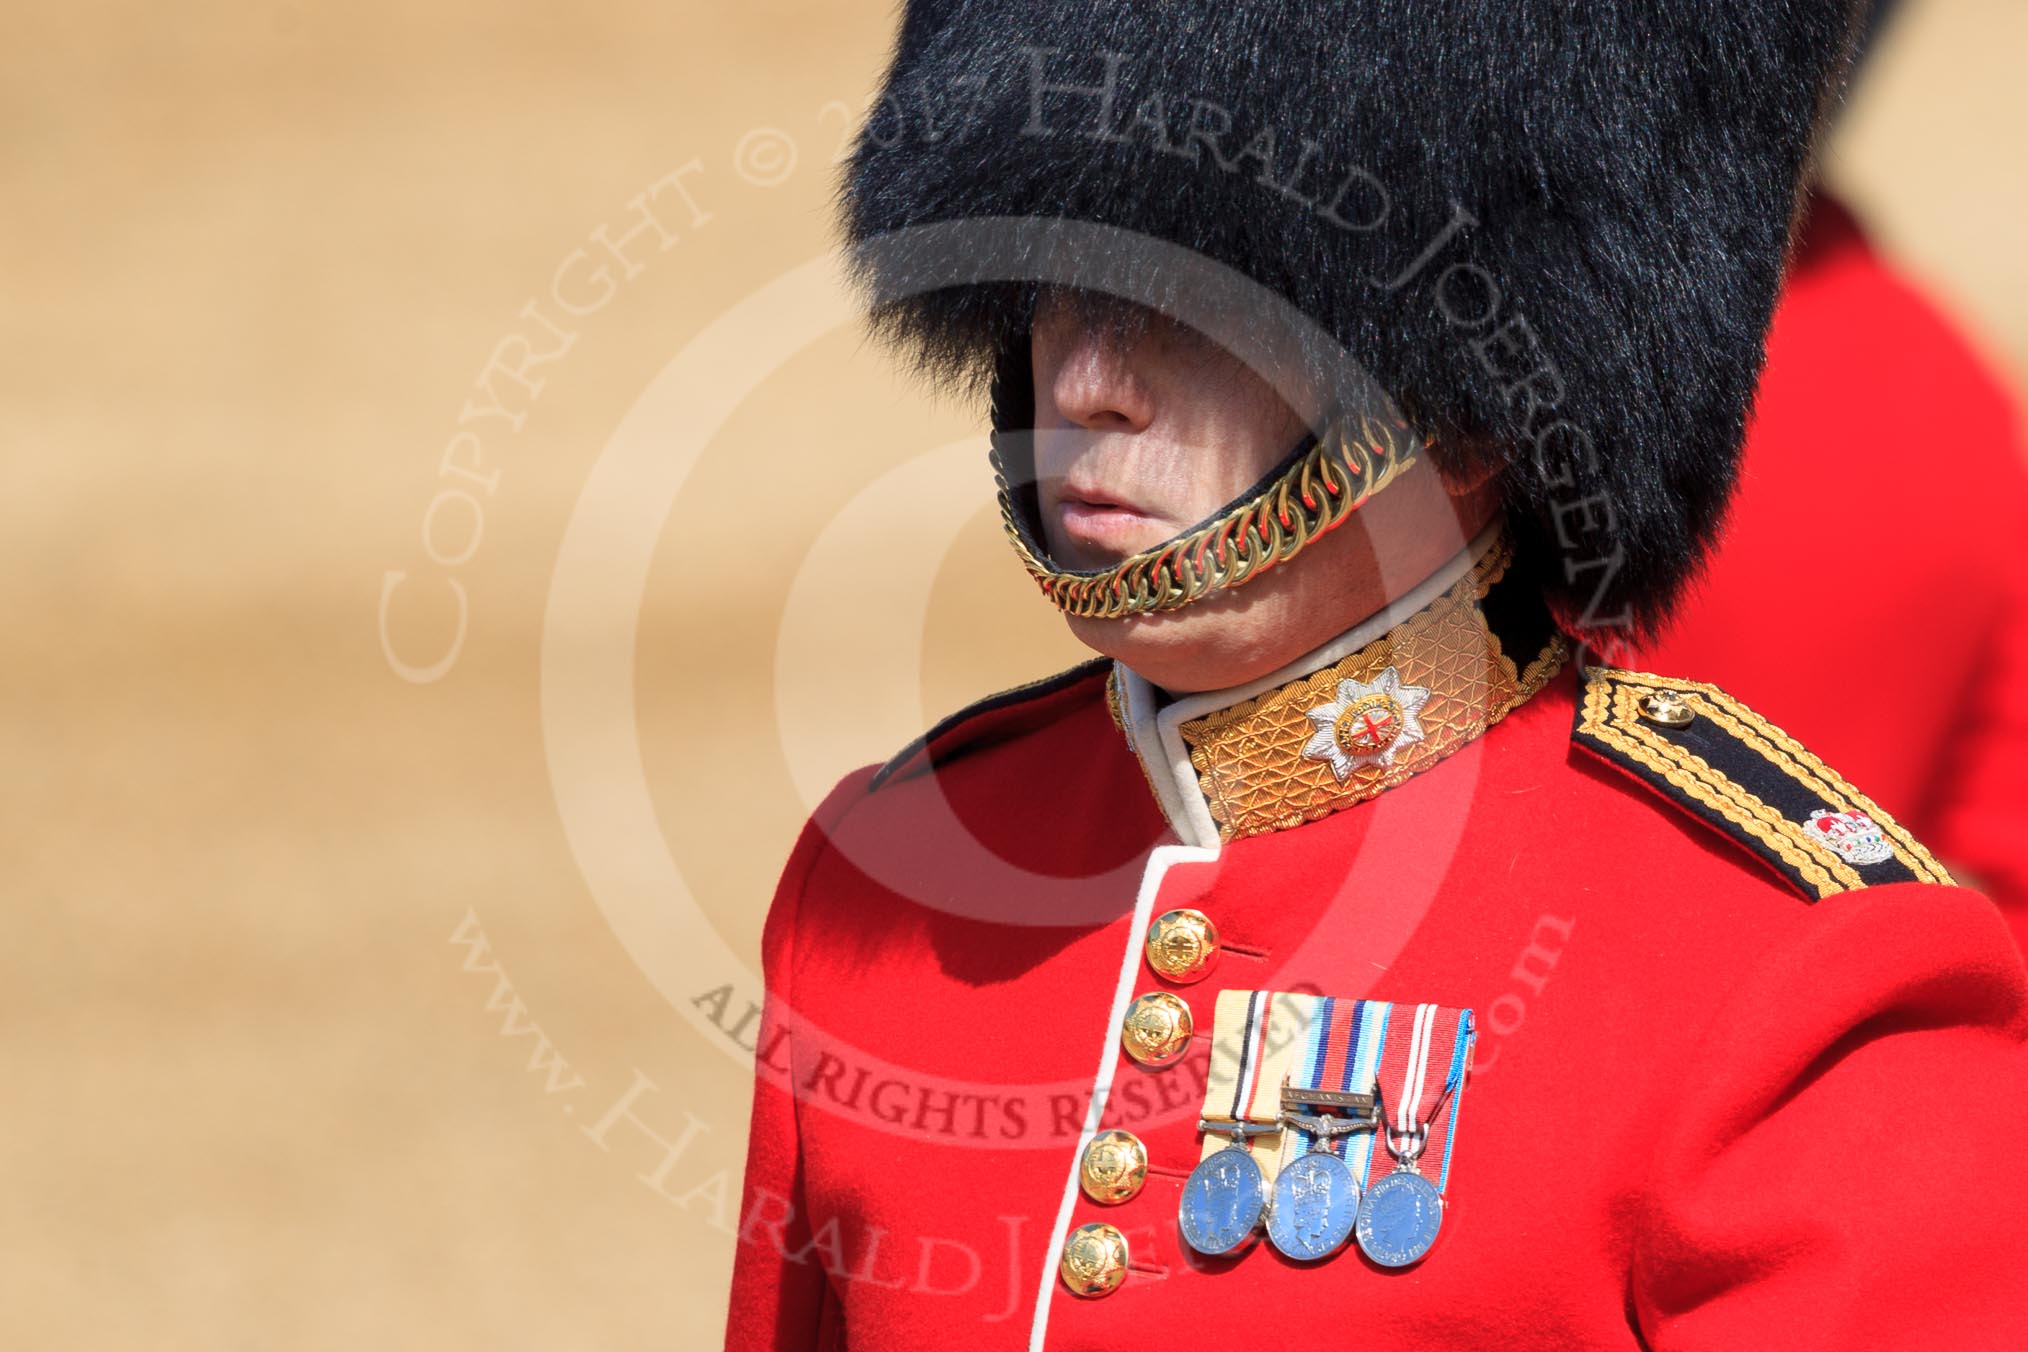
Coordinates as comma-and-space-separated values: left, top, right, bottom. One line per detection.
1804, 809, 1895, 867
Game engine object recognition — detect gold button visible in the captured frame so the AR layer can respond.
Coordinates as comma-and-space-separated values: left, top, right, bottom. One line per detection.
1145, 908, 1220, 984
1637, 690, 1695, 728
1060, 1221, 1129, 1297
1079, 1130, 1149, 1205
1121, 991, 1193, 1067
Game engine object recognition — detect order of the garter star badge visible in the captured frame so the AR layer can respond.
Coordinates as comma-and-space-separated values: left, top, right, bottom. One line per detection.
1300, 666, 1433, 778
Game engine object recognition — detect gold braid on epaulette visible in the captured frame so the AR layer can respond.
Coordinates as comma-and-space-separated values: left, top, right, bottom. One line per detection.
991, 411, 1426, 620
1573, 669, 1956, 900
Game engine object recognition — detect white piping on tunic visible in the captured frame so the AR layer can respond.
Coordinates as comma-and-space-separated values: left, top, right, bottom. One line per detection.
1026, 841, 1216, 1352
1026, 526, 1496, 1349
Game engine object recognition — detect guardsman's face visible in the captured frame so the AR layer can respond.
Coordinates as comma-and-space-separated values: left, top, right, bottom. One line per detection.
1030, 291, 1313, 573
1028, 289, 1499, 694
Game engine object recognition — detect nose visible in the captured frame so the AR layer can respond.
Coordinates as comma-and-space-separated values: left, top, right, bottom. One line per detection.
1037, 324, 1155, 435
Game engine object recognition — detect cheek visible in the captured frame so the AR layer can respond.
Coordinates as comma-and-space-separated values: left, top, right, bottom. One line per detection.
1179, 401, 1312, 511
1028, 426, 1072, 489
1159, 442, 1287, 528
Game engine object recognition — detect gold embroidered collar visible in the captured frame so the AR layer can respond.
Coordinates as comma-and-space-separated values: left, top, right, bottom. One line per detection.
1107, 530, 1568, 845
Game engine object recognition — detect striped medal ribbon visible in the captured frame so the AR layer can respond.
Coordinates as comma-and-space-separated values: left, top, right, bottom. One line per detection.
1265, 994, 1378, 1261
1186, 991, 1476, 1266
1179, 989, 1287, 1256
1354, 1001, 1476, 1267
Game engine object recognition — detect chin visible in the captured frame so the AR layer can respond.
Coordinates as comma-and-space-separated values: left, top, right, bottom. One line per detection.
1051, 512, 1405, 693
1062, 584, 1312, 695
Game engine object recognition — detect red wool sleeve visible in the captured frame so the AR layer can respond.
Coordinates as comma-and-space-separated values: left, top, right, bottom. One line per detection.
724, 768, 876, 1352
1631, 881, 2028, 1349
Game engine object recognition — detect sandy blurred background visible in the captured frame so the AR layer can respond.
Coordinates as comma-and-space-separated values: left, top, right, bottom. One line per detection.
3, 1, 2021, 1347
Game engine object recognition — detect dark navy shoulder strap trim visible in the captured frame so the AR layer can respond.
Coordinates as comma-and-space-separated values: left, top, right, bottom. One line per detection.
869, 656, 1114, 792
1571, 666, 1954, 901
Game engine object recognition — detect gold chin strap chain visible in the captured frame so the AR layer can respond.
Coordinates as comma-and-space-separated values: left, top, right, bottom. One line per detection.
991, 411, 1427, 621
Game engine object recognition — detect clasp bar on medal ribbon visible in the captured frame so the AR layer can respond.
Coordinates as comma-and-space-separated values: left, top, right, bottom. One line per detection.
1279, 1084, 1379, 1115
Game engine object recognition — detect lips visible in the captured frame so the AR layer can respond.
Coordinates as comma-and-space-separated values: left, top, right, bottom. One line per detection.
1059, 480, 1137, 513
1054, 481, 1165, 558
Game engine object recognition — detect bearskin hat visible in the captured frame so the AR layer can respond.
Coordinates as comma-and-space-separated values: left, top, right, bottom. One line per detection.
838, 0, 1863, 636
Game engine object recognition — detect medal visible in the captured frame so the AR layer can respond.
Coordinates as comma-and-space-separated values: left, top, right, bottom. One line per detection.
1262, 998, 1382, 1263
1264, 1111, 1366, 1261
1179, 1127, 1272, 1256
1183, 990, 1477, 1271
1354, 1138, 1444, 1267
1181, 990, 1292, 1257
1354, 1002, 1460, 1268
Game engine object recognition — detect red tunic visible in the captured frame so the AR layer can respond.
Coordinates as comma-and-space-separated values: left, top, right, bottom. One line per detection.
727, 546, 2028, 1350
1641, 195, 2028, 949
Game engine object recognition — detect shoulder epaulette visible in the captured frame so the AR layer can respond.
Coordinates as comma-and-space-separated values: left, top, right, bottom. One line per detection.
1571, 666, 1954, 900
869, 657, 1114, 792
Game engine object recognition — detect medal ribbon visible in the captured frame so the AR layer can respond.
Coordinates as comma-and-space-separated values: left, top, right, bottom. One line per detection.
1283, 996, 1475, 1194
1201, 991, 1476, 1191
1198, 989, 1313, 1176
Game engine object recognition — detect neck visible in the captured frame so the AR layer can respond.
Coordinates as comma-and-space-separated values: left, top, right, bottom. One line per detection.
1140, 521, 1502, 706
1106, 526, 1566, 846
